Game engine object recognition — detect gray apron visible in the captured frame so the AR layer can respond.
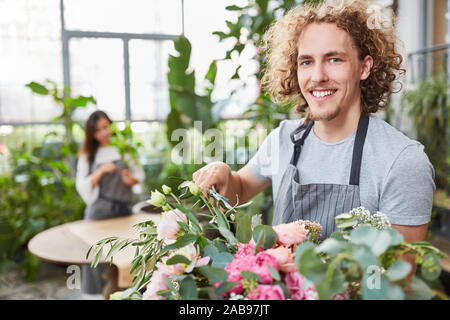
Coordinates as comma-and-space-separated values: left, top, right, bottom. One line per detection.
82, 158, 133, 294
272, 114, 369, 240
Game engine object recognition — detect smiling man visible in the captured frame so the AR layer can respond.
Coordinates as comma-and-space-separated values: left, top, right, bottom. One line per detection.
193, 0, 435, 244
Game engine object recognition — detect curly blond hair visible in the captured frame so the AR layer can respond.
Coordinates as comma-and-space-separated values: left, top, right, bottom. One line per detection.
260, 0, 405, 116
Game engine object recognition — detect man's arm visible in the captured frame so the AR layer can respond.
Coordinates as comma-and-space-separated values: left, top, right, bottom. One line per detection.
391, 224, 428, 243
391, 223, 429, 284
229, 165, 272, 204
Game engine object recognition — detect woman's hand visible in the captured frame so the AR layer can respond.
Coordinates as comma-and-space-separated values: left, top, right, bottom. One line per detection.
91, 162, 118, 189
90, 162, 117, 189
121, 169, 139, 186
99, 162, 117, 174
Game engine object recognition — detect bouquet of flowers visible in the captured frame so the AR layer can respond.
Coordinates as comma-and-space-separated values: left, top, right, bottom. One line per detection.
89, 180, 448, 300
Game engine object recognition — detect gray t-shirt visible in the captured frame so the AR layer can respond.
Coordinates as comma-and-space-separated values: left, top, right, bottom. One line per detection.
248, 115, 436, 225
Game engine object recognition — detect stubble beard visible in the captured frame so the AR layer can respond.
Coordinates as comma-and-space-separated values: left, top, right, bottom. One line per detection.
309, 104, 342, 122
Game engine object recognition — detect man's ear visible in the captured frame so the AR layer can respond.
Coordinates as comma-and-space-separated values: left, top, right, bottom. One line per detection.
360, 55, 373, 81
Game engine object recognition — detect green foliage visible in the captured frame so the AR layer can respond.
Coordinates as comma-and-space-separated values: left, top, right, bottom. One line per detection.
88, 179, 260, 299
26, 80, 97, 168
252, 224, 277, 250
402, 66, 450, 191
0, 142, 85, 280
88, 179, 447, 300
109, 121, 143, 166
166, 36, 227, 147
295, 224, 448, 300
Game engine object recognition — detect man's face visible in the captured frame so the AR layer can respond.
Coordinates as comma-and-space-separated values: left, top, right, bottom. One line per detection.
297, 22, 370, 122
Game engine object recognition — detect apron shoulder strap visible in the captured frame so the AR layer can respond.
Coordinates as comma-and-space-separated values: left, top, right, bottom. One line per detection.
349, 114, 370, 186
290, 121, 314, 166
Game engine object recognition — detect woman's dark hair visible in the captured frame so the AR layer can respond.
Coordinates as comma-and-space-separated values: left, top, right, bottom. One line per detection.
81, 110, 113, 171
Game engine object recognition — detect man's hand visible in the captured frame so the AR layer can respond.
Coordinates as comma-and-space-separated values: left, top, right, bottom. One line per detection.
192, 162, 233, 198
193, 162, 271, 206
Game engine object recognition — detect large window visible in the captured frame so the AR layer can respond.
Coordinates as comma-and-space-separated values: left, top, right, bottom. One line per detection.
0, 0, 256, 125
0, 0, 62, 123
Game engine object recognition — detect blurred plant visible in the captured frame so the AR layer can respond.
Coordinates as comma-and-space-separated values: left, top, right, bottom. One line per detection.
166, 36, 229, 147
110, 121, 143, 167
25, 80, 97, 174
402, 66, 450, 193
296, 209, 448, 300
0, 141, 85, 281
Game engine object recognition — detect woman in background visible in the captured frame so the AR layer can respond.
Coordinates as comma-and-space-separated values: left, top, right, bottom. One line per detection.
76, 110, 145, 295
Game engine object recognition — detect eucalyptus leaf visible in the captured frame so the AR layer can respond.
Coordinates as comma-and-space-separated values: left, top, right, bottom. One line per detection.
241, 271, 262, 283
267, 264, 280, 282
198, 265, 228, 283
162, 234, 197, 252
166, 254, 192, 266
315, 238, 344, 255
252, 225, 277, 249
211, 252, 234, 269
421, 253, 441, 281
204, 245, 219, 260
406, 276, 435, 300
297, 247, 327, 283
352, 245, 379, 272
235, 212, 252, 243
294, 241, 316, 270
215, 282, 239, 295
386, 228, 404, 246
371, 230, 393, 256
387, 285, 406, 300
385, 261, 411, 281
361, 273, 390, 300
350, 225, 378, 247
179, 276, 198, 300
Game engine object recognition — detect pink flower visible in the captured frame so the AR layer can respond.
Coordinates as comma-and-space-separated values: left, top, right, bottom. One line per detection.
273, 220, 309, 247
157, 209, 188, 241
248, 285, 285, 300
235, 243, 257, 258
265, 246, 294, 272
223, 248, 279, 295
142, 270, 169, 300
332, 292, 350, 300
284, 272, 317, 300
254, 252, 278, 283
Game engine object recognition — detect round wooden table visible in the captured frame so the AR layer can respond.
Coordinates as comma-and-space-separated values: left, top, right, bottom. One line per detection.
28, 213, 160, 299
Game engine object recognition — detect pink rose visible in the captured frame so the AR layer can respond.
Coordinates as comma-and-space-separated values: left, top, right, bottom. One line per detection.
284, 271, 317, 300
265, 246, 294, 271
142, 270, 169, 300
157, 209, 188, 240
235, 243, 258, 258
273, 220, 309, 247
254, 252, 279, 283
223, 249, 279, 295
248, 285, 285, 300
